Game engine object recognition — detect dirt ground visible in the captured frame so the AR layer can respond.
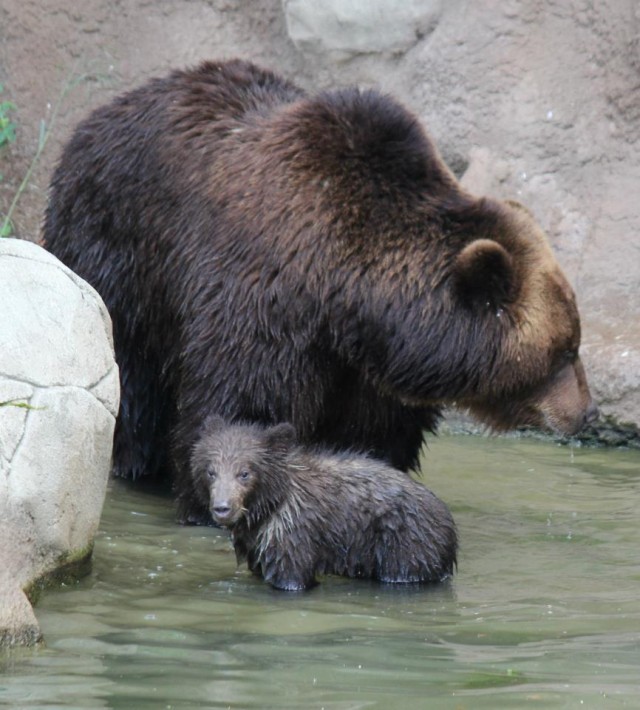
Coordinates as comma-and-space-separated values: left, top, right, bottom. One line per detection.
0, 0, 313, 241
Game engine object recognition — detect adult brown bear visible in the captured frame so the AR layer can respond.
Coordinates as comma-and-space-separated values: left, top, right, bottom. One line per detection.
44, 59, 597, 524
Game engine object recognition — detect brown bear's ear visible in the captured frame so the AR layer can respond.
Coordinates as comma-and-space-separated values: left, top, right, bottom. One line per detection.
265, 423, 297, 452
454, 238, 517, 308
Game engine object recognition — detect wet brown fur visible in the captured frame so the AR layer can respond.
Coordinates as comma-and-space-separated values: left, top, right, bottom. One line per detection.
43, 59, 597, 524
190, 417, 457, 590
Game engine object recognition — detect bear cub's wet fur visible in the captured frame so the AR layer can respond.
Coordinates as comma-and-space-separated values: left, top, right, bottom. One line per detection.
190, 416, 457, 591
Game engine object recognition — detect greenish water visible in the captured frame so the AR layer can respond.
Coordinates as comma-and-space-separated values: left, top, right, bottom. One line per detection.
2, 435, 639, 709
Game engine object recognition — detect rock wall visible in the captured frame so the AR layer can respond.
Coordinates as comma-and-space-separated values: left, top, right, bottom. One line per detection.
0, 0, 638, 435
282, 0, 640, 437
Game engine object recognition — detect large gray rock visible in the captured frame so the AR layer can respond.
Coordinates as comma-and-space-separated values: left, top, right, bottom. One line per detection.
0, 238, 119, 646
283, 0, 442, 59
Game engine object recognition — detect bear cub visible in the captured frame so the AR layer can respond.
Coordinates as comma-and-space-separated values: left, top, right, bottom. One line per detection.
190, 416, 457, 591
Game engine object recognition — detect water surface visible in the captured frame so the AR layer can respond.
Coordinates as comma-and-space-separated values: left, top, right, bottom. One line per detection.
1, 435, 639, 708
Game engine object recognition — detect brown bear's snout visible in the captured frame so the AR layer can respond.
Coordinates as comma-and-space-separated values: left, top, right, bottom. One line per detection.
536, 357, 598, 436
466, 354, 598, 438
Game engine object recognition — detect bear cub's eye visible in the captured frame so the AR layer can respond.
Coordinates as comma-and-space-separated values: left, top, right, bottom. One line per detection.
238, 470, 251, 482
563, 349, 578, 363
207, 468, 217, 480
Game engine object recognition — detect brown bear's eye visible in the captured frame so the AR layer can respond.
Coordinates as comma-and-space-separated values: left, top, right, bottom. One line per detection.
238, 470, 251, 481
207, 469, 216, 479
563, 349, 578, 363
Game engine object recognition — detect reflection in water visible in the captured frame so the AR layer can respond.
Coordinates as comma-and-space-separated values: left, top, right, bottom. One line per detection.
2, 435, 639, 708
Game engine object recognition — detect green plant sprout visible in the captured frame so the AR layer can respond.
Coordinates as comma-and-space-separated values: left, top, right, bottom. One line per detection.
0, 65, 106, 238
0, 85, 17, 147
0, 84, 18, 236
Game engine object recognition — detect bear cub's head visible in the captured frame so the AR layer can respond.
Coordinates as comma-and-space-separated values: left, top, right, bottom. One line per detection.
190, 416, 296, 527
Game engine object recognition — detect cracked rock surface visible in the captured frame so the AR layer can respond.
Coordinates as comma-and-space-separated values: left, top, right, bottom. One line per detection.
0, 238, 120, 647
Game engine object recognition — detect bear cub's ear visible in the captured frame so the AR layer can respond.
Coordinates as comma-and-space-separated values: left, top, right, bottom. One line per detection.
454, 238, 517, 309
264, 423, 297, 452
200, 413, 226, 434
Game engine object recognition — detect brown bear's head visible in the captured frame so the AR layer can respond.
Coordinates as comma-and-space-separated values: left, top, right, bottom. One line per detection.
190, 417, 296, 527
266, 89, 597, 438
452, 199, 598, 436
